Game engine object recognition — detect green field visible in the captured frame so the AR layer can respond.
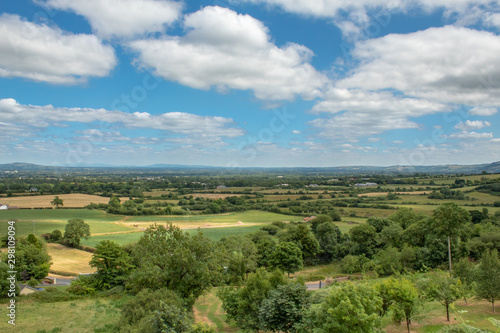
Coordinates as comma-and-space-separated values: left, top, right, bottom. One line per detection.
0, 209, 122, 222
0, 220, 134, 238
81, 225, 267, 247
124, 210, 300, 223
0, 293, 127, 332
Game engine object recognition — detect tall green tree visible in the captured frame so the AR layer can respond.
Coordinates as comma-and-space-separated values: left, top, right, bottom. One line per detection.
128, 224, 224, 306
218, 268, 287, 332
474, 249, 500, 312
63, 218, 91, 247
269, 242, 303, 277
1, 234, 52, 281
259, 282, 310, 333
89, 240, 134, 289
432, 203, 471, 276
219, 236, 258, 284
315, 222, 341, 261
349, 223, 377, 258
279, 224, 319, 262
307, 282, 382, 333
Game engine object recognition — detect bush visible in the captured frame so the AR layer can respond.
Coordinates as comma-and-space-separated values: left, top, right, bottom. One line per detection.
51, 230, 63, 242
67, 275, 97, 295
28, 277, 39, 288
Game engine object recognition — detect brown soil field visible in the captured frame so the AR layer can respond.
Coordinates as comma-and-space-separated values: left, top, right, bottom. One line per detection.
0, 194, 130, 208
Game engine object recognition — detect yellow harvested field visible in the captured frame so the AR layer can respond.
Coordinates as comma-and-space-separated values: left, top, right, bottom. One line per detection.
47, 243, 95, 276
0, 194, 129, 208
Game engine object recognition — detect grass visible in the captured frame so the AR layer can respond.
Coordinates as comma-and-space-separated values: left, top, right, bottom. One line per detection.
0, 220, 134, 238
124, 210, 300, 223
0, 296, 124, 332
0, 209, 122, 222
194, 288, 242, 332
47, 243, 95, 275
81, 225, 267, 247
382, 299, 500, 332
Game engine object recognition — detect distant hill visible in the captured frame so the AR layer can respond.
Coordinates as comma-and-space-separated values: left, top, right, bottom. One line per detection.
0, 161, 499, 175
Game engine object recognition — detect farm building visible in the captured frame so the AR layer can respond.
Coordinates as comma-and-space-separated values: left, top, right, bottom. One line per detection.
0, 204, 8, 210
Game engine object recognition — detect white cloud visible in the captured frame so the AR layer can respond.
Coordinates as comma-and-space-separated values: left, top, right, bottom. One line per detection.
455, 120, 491, 130
448, 131, 493, 139
309, 88, 449, 139
292, 130, 301, 134
0, 98, 244, 141
128, 6, 327, 100
0, 14, 116, 84
241, 0, 499, 37
338, 26, 500, 106
469, 107, 498, 116
40, 0, 182, 39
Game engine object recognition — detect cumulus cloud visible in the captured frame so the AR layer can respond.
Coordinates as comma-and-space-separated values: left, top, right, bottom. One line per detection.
128, 6, 327, 100
455, 120, 491, 130
338, 26, 500, 106
0, 98, 244, 141
0, 14, 116, 84
469, 107, 498, 116
448, 131, 493, 139
39, 0, 182, 39
309, 88, 449, 139
241, 0, 499, 37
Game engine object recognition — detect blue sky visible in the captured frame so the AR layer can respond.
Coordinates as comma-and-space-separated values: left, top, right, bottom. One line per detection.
1, 0, 500, 167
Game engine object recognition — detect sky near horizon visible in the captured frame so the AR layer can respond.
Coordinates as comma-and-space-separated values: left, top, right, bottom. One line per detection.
1, 0, 500, 168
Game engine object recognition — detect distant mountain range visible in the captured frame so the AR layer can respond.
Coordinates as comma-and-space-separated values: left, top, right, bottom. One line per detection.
1, 161, 500, 175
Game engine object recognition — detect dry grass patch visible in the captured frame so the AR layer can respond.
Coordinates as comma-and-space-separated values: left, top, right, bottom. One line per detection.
1, 194, 129, 208
47, 243, 95, 275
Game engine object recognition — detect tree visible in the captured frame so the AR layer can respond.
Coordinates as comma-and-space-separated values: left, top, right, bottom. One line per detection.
315, 222, 341, 261
1, 234, 52, 281
259, 282, 310, 333
307, 282, 382, 333
128, 224, 224, 306
50, 196, 63, 208
0, 262, 19, 297
107, 196, 122, 214
454, 257, 476, 305
218, 268, 287, 332
279, 224, 319, 262
349, 223, 377, 257
89, 240, 134, 289
63, 218, 91, 247
386, 277, 420, 333
269, 242, 303, 277
423, 272, 464, 321
219, 236, 258, 284
474, 249, 500, 312
432, 203, 471, 276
